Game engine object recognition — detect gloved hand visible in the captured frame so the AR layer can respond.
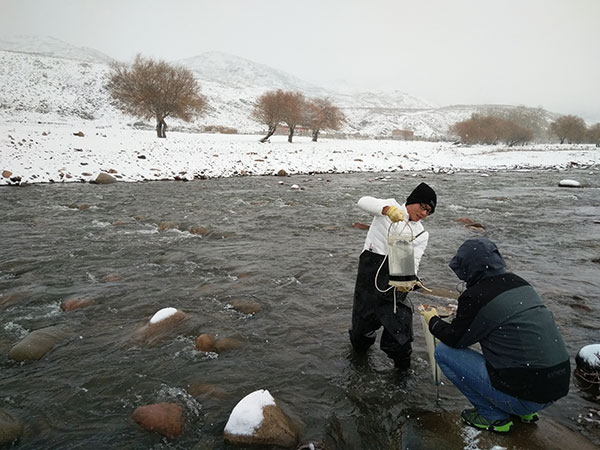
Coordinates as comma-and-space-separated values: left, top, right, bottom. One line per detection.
420, 307, 438, 325
384, 206, 404, 222
411, 276, 423, 291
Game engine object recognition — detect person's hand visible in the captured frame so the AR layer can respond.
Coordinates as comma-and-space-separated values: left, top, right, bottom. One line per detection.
420, 307, 438, 325
384, 206, 404, 222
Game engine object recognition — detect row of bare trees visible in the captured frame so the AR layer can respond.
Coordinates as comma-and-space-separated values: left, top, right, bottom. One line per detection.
107, 55, 598, 145
451, 114, 534, 146
107, 55, 344, 141
251, 90, 345, 143
451, 108, 600, 146
549, 115, 600, 144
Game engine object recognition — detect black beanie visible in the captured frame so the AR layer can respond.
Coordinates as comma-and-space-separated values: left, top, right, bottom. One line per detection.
406, 182, 437, 214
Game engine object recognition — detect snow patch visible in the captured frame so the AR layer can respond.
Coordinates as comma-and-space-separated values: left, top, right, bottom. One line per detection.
224, 389, 275, 435
558, 179, 581, 187
150, 307, 178, 324
578, 344, 600, 366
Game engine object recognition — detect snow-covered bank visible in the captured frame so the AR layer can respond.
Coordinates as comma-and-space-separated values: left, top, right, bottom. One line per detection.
1, 122, 598, 185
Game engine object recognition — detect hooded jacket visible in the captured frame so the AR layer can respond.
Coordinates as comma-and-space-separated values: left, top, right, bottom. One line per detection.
429, 238, 570, 403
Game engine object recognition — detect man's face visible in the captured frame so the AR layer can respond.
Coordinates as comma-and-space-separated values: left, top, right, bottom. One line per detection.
406, 202, 432, 222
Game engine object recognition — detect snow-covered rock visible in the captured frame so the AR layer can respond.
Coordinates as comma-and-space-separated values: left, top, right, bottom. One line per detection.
133, 308, 190, 346
576, 344, 600, 370
574, 344, 600, 393
224, 389, 298, 448
149, 307, 178, 324
558, 179, 582, 187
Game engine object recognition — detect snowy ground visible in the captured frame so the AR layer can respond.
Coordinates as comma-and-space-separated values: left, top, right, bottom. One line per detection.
1, 122, 598, 185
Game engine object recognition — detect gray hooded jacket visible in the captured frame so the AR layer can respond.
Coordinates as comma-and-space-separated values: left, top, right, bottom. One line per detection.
429, 238, 570, 403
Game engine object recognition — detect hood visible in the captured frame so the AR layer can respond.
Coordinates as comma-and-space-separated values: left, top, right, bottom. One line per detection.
449, 237, 507, 287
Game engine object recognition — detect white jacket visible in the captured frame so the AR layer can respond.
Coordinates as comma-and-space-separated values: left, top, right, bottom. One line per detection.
357, 196, 429, 273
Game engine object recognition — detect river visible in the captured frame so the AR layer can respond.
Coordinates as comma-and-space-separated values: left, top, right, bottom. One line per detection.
1, 169, 599, 449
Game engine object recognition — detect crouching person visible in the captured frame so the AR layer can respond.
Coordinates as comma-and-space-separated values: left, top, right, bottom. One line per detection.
421, 237, 570, 432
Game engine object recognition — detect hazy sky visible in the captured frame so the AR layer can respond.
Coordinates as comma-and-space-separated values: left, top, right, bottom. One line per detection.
2, 0, 599, 121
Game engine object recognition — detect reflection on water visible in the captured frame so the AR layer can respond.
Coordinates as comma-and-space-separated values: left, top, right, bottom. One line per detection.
1, 169, 599, 449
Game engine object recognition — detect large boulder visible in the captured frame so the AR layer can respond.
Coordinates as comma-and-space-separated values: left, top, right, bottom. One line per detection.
224, 389, 298, 448
131, 402, 184, 439
133, 307, 190, 346
558, 179, 581, 188
214, 337, 244, 353
93, 172, 117, 184
195, 333, 217, 352
576, 344, 600, 371
0, 410, 23, 446
194, 333, 244, 353
0, 291, 27, 309
8, 325, 69, 361
228, 299, 261, 315
188, 225, 210, 235
60, 297, 94, 312
457, 217, 485, 231
575, 344, 600, 393
188, 382, 227, 399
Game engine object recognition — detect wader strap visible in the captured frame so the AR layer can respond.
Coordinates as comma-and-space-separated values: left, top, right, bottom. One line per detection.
413, 230, 426, 241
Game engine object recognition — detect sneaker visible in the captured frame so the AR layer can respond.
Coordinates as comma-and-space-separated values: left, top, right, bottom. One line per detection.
519, 412, 539, 423
461, 408, 513, 433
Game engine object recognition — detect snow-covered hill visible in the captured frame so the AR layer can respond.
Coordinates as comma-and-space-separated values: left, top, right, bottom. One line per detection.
178, 51, 328, 94
0, 35, 113, 63
0, 35, 557, 138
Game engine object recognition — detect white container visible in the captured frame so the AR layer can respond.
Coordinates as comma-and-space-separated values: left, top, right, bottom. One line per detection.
387, 222, 417, 290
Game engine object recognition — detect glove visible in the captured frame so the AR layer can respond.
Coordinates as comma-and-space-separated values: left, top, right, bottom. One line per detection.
420, 307, 438, 325
384, 206, 404, 222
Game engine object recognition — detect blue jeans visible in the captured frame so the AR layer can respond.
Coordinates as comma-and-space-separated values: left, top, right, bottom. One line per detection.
435, 342, 551, 421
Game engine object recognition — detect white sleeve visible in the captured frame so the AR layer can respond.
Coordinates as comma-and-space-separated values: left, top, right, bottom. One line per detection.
413, 230, 429, 273
357, 196, 398, 215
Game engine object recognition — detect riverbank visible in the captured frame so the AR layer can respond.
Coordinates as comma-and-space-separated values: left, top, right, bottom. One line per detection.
1, 122, 598, 185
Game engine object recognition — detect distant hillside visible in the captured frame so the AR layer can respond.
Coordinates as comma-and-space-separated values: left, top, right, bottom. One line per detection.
0, 35, 559, 139
0, 35, 113, 63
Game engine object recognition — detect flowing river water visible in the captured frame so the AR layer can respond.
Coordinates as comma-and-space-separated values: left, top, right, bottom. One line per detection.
1, 169, 599, 449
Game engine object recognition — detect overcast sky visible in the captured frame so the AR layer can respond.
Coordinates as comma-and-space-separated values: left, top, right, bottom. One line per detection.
2, 0, 599, 121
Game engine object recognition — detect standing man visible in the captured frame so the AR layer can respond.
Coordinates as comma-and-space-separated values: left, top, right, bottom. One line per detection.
349, 182, 437, 370
421, 237, 570, 432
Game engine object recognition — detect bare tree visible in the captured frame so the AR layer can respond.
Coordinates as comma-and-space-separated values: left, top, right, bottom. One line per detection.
279, 91, 308, 143
306, 98, 345, 142
487, 106, 547, 142
500, 120, 533, 146
451, 114, 532, 145
586, 123, 600, 145
451, 114, 501, 144
251, 90, 284, 143
107, 55, 207, 138
549, 115, 587, 144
